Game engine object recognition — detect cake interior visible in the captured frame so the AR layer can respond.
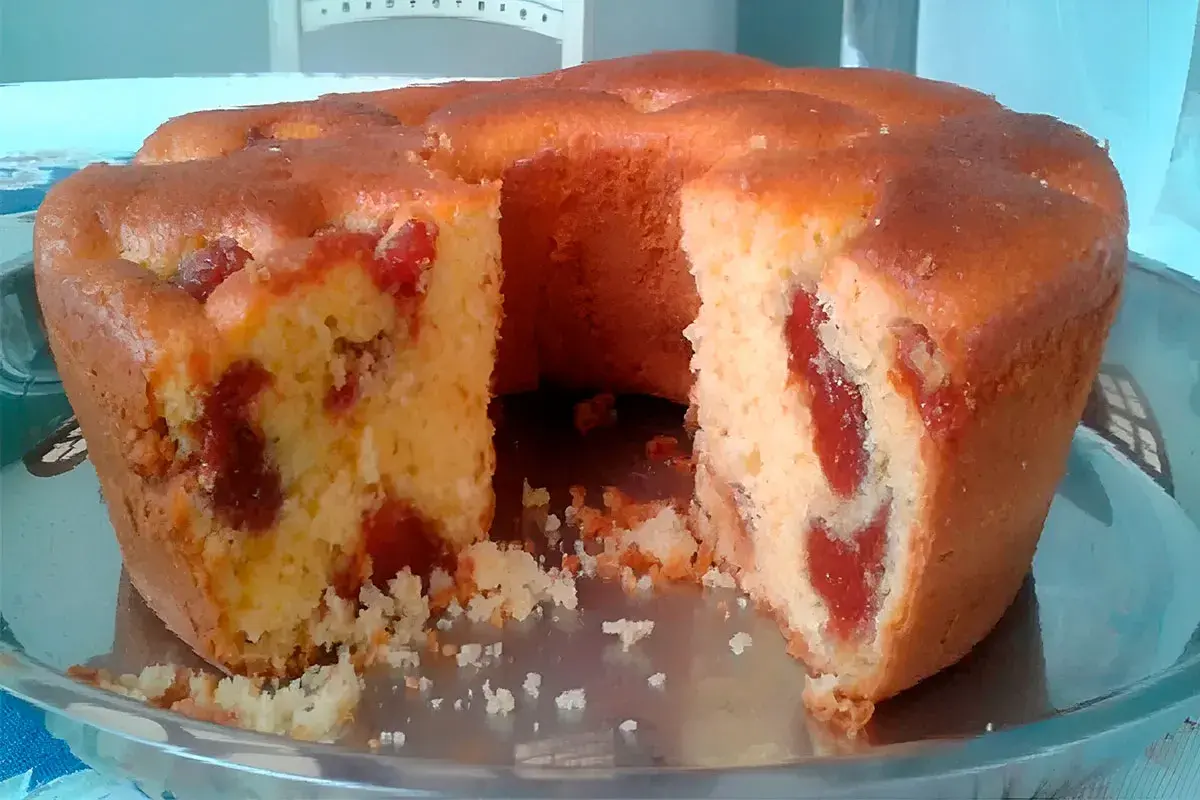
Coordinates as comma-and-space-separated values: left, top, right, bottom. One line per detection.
683, 183, 937, 687
152, 200, 502, 672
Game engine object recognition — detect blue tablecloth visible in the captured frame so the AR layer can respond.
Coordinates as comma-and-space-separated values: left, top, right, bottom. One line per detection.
0, 695, 149, 800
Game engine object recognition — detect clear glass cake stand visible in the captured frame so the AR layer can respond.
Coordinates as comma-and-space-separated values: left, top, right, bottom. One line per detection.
4, 253, 1200, 799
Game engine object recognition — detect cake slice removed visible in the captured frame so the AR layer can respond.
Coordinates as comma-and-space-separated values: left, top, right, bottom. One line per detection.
36, 142, 503, 677
681, 128, 1125, 731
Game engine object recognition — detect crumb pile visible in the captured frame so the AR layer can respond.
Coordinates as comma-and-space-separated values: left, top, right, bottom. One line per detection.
75, 478, 746, 741
562, 486, 735, 596
602, 619, 655, 651
70, 651, 361, 742
75, 521, 579, 740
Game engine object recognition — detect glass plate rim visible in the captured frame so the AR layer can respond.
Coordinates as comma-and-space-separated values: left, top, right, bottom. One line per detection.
4, 587, 1199, 792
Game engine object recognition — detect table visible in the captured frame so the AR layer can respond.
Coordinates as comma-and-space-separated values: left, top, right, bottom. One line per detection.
2, 74, 1199, 800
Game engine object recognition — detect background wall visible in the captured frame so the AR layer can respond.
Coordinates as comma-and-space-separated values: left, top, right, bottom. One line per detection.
1, 0, 271, 81
0, 0, 841, 82
737, 0, 841, 68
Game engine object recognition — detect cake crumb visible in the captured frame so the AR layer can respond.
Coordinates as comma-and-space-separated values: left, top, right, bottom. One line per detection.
544, 513, 561, 532
622, 507, 696, 565
454, 698, 464, 711
729, 632, 753, 655
985, 722, 995, 732
459, 541, 578, 623
737, 596, 748, 609
430, 698, 443, 710
522, 479, 551, 508
457, 643, 484, 668
418, 676, 433, 693
571, 540, 599, 577
648, 672, 666, 689
384, 645, 420, 670
601, 619, 655, 651
555, 688, 587, 711
523, 672, 542, 699
619, 719, 638, 733
72, 649, 363, 742
379, 730, 406, 748
701, 566, 736, 590
482, 680, 516, 716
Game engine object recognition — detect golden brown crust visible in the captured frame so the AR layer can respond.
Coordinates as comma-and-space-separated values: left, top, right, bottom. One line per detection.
327, 78, 545, 125
864, 290, 1121, 703
36, 51, 1126, 698
137, 97, 405, 164
548, 50, 783, 111
772, 67, 1002, 126
691, 110, 1126, 377
46, 130, 473, 278
29, 244, 234, 670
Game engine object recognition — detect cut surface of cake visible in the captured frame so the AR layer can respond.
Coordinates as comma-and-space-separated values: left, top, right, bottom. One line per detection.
36, 132, 503, 676
34, 50, 1127, 732
683, 119, 1125, 725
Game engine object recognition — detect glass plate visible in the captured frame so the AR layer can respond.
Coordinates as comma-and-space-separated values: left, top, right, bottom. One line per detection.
3, 257, 1200, 799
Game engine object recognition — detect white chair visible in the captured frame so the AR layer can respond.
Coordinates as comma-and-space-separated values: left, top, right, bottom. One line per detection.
268, 0, 594, 73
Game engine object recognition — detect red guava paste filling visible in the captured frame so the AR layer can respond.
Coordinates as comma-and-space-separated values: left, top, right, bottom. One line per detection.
170, 237, 253, 302
371, 219, 439, 303
786, 289, 868, 498
359, 493, 448, 592
198, 359, 282, 532
806, 506, 890, 641
266, 231, 375, 298
890, 323, 969, 438
324, 369, 360, 415
270, 222, 436, 304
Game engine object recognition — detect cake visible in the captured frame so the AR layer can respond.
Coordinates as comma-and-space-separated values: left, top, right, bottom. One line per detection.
34, 51, 1127, 730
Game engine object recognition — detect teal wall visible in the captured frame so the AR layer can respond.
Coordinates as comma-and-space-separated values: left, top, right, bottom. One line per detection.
0, 0, 838, 82
736, 0, 843, 68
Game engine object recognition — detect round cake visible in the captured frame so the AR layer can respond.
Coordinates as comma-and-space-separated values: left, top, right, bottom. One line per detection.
34, 50, 1127, 731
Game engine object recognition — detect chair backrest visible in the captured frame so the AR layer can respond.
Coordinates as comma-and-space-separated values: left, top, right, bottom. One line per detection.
269, 0, 592, 73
